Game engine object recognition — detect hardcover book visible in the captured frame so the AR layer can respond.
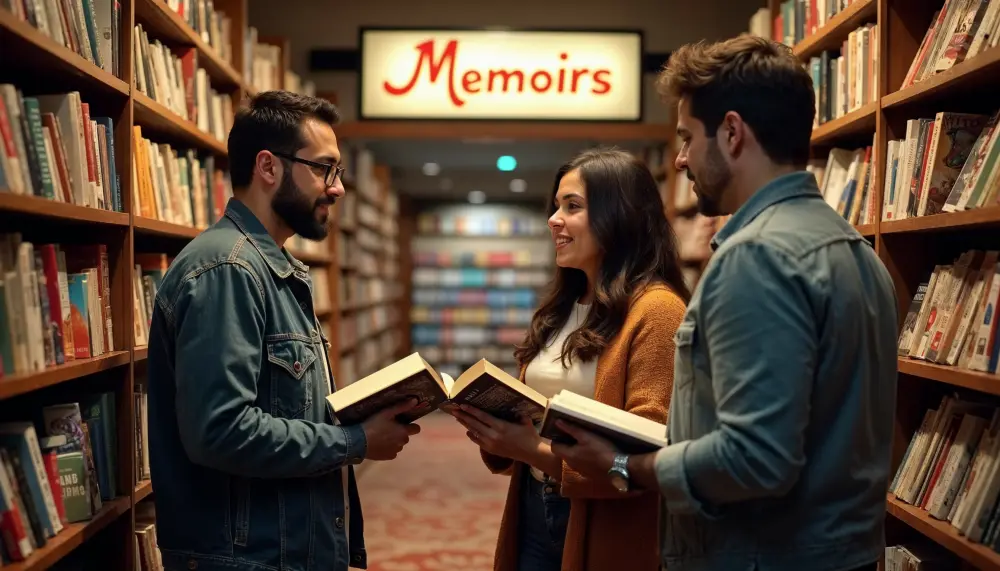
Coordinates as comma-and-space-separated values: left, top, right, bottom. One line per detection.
538, 390, 668, 454
326, 354, 546, 425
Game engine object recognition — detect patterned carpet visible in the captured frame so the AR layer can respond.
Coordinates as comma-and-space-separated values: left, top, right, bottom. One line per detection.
355, 411, 509, 571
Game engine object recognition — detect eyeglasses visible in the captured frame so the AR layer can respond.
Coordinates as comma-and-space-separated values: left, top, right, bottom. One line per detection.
271, 151, 345, 187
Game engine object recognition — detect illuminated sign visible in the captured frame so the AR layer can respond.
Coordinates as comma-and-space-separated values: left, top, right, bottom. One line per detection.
359, 28, 643, 121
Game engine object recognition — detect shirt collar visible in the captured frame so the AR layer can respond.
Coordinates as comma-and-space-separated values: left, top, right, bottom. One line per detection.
224, 198, 308, 278
711, 171, 822, 250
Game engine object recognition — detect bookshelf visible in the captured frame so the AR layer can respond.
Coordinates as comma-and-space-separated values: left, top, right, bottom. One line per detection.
766, 0, 1000, 568
0, 3, 404, 569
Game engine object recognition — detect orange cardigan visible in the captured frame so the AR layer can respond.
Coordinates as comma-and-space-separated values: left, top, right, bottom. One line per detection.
481, 284, 686, 571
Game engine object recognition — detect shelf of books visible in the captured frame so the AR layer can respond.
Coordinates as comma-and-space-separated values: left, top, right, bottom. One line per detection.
331, 147, 405, 387
0, 1, 334, 568
408, 203, 552, 381
764, 0, 1000, 567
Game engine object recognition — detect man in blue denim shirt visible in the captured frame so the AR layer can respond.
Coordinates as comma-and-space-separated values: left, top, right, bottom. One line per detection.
552, 35, 898, 571
147, 91, 423, 571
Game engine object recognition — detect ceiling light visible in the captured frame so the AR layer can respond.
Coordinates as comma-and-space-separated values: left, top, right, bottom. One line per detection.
497, 155, 517, 171
509, 179, 527, 193
422, 162, 440, 176
468, 190, 486, 204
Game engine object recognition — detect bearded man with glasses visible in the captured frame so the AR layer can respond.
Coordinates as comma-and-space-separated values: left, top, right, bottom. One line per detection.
145, 90, 424, 571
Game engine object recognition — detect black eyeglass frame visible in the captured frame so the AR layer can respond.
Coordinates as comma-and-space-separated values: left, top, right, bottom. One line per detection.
271, 151, 345, 187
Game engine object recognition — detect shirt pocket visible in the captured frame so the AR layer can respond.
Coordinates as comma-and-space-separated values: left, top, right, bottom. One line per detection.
267, 337, 318, 419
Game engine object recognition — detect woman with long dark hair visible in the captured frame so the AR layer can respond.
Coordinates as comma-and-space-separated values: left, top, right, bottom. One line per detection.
451, 148, 690, 571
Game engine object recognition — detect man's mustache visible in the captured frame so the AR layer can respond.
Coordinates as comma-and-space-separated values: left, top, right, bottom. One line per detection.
315, 196, 337, 207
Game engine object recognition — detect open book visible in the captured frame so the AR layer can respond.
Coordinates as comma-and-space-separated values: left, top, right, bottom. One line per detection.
539, 390, 668, 454
326, 353, 546, 425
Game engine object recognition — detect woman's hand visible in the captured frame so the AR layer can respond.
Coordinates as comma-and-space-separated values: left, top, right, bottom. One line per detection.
450, 405, 551, 468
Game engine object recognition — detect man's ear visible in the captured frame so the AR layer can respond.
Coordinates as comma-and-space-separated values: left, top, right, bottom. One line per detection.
719, 111, 745, 158
256, 150, 281, 187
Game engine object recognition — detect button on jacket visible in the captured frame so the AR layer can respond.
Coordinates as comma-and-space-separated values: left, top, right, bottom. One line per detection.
654, 172, 898, 571
146, 198, 368, 571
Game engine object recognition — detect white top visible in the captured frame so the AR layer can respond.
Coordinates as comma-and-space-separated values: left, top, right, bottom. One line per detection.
524, 301, 598, 481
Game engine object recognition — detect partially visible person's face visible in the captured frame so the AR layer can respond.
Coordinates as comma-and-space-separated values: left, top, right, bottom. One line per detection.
674, 97, 732, 217
271, 118, 345, 240
548, 169, 601, 277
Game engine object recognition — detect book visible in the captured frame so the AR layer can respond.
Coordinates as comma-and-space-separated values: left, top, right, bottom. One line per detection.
539, 390, 669, 454
326, 353, 547, 425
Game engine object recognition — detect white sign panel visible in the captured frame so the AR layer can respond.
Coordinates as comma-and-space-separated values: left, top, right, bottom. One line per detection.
359, 29, 643, 121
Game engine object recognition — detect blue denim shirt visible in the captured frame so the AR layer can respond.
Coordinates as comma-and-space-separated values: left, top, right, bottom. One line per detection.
654, 172, 898, 571
146, 198, 369, 571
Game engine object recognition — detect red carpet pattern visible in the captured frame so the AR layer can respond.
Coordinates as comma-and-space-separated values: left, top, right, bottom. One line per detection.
356, 411, 510, 571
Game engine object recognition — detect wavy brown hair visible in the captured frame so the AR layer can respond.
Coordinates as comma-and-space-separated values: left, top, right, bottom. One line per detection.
513, 148, 691, 369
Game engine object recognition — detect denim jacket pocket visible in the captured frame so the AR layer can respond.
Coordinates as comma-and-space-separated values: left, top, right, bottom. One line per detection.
267, 337, 318, 418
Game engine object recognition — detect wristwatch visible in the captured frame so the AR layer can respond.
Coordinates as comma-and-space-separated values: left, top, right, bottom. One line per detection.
608, 453, 630, 493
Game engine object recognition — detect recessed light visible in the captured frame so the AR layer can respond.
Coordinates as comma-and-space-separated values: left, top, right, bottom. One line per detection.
497, 155, 517, 171
510, 179, 527, 193
422, 162, 440, 176
468, 190, 486, 204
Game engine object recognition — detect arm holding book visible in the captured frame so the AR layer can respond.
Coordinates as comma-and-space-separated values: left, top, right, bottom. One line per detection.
172, 264, 418, 477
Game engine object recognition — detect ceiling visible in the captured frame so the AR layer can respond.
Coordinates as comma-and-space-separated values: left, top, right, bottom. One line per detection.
359, 138, 648, 203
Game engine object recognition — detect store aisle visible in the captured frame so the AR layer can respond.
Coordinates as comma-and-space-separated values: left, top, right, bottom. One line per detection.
356, 411, 509, 571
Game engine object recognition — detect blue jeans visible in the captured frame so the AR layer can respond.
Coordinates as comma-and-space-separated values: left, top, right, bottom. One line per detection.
517, 471, 571, 571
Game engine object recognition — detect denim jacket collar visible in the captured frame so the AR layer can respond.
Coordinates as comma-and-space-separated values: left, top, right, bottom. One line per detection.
711, 171, 822, 251
224, 198, 308, 278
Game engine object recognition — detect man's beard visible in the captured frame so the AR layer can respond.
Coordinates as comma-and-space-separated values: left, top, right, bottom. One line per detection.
690, 142, 732, 217
271, 171, 335, 241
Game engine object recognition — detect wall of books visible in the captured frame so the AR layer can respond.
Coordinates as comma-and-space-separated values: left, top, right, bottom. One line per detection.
409, 204, 552, 380
333, 147, 405, 386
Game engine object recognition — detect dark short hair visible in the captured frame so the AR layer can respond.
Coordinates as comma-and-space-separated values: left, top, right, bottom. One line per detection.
657, 33, 815, 166
227, 90, 341, 189
514, 148, 691, 368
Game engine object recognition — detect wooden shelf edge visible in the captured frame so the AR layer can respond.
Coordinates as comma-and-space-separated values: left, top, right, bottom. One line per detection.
0, 352, 131, 400
133, 217, 203, 240
0, 193, 129, 225
134, 0, 244, 88
793, 0, 878, 60
883, 45, 1000, 109
0, 9, 130, 96
135, 480, 153, 502
134, 346, 149, 362
3, 497, 130, 571
887, 494, 1000, 569
898, 358, 1000, 396
133, 92, 228, 156
881, 207, 1000, 235
810, 101, 878, 145
854, 223, 876, 237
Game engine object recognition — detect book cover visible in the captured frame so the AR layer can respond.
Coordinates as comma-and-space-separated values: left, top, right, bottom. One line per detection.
444, 359, 546, 423
539, 390, 668, 455
327, 352, 449, 425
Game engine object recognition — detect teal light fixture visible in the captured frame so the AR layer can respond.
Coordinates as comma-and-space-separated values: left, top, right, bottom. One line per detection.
497, 155, 517, 171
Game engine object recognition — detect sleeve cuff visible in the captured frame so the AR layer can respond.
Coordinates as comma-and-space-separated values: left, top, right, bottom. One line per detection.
341, 423, 368, 465
654, 441, 719, 520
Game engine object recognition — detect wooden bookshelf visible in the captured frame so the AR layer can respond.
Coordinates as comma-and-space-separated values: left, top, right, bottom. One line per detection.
887, 495, 1000, 571
1, 497, 131, 571
0, 6, 385, 570
766, 0, 1000, 567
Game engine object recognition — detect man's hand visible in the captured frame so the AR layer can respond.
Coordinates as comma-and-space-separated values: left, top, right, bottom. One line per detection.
548, 420, 619, 479
360, 399, 426, 461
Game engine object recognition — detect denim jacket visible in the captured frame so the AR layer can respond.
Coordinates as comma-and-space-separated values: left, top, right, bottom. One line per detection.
146, 198, 369, 571
654, 172, 898, 571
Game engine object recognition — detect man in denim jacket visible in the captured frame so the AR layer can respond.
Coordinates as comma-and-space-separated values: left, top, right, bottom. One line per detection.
146, 91, 423, 571
552, 35, 897, 571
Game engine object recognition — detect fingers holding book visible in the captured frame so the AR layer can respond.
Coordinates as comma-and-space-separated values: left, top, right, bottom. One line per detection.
452, 404, 540, 464
360, 398, 428, 461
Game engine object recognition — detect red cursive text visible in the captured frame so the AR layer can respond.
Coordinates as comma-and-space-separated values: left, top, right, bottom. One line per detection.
382, 39, 613, 107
